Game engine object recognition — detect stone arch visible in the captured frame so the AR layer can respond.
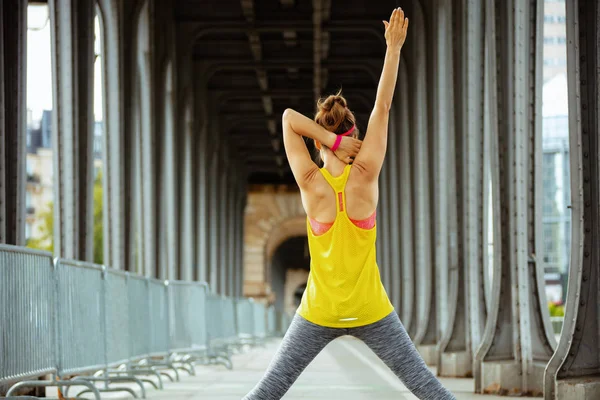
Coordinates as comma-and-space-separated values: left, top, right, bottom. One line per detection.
243, 186, 305, 299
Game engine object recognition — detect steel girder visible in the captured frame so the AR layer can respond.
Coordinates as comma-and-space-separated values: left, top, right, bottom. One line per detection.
186, 20, 386, 49
397, 59, 415, 336
544, 1, 600, 398
388, 107, 401, 312
474, 0, 556, 395
0, 0, 27, 246
49, 0, 96, 261
437, 0, 487, 378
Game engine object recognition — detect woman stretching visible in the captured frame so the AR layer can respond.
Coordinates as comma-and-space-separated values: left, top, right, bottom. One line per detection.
243, 8, 455, 400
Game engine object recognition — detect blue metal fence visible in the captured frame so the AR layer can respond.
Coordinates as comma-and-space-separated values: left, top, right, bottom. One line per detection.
0, 244, 284, 399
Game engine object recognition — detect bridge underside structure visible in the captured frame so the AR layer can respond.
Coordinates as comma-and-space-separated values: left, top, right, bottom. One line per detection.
1, 0, 599, 398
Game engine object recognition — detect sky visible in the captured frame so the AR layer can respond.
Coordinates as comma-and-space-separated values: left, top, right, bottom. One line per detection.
27, 5, 103, 123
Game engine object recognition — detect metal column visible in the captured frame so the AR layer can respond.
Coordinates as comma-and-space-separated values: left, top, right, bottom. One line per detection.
437, 0, 487, 377
409, 1, 436, 365
544, 1, 600, 398
227, 173, 238, 297
49, 0, 95, 261
397, 59, 415, 335
0, 0, 27, 246
431, 0, 452, 357
179, 104, 195, 281
218, 147, 229, 295
161, 72, 177, 280
195, 81, 209, 282
474, 0, 556, 395
379, 147, 390, 290
97, 0, 129, 271
235, 191, 244, 298
387, 107, 401, 312
208, 142, 220, 292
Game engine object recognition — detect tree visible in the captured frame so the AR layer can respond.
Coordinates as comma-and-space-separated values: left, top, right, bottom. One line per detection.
27, 171, 104, 265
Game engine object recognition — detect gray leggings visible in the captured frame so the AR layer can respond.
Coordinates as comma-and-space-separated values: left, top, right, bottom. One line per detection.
243, 311, 456, 400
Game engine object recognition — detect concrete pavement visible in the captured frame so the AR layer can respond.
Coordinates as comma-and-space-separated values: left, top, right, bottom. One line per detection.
57, 337, 539, 399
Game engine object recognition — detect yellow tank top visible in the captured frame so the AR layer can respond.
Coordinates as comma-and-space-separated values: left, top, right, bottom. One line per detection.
297, 164, 394, 328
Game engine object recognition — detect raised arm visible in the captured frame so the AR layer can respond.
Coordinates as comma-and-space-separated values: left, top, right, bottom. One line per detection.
282, 108, 361, 188
353, 7, 409, 180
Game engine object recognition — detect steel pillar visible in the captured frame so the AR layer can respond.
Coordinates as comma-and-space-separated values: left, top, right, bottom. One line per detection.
180, 103, 195, 281
0, 0, 27, 246
235, 191, 243, 298
397, 59, 415, 336
437, 0, 487, 378
97, 0, 129, 271
387, 108, 401, 312
431, 0, 452, 361
218, 147, 229, 295
208, 143, 220, 292
134, 1, 157, 277
237, 191, 247, 298
379, 148, 390, 290
195, 80, 209, 282
544, 1, 600, 398
49, 0, 95, 261
408, 1, 436, 365
227, 172, 238, 297
474, 0, 556, 395
160, 67, 177, 280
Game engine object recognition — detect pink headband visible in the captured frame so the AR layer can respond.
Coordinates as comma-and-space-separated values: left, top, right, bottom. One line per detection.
331, 125, 356, 152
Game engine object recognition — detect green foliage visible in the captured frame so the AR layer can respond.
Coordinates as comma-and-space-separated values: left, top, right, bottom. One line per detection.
93, 171, 104, 265
548, 302, 565, 317
26, 204, 54, 253
27, 171, 104, 265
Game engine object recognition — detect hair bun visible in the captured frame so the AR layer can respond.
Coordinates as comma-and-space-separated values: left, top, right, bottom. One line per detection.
314, 90, 356, 135
318, 94, 347, 112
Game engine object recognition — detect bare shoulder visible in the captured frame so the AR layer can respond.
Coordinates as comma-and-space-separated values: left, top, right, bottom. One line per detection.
346, 165, 378, 208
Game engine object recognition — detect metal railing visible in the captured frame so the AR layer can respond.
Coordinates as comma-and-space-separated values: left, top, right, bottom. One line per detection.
0, 244, 287, 399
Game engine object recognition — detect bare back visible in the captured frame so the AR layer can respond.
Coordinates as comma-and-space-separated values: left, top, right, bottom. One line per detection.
300, 165, 378, 224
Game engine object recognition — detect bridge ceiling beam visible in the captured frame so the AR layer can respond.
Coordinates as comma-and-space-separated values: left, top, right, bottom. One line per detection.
239, 0, 280, 171
178, 4, 413, 184
544, 1, 600, 398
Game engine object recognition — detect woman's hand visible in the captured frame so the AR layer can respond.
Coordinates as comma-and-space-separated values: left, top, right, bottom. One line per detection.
383, 7, 409, 51
333, 136, 362, 164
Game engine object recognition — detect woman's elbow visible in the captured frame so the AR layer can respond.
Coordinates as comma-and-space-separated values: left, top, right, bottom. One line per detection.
374, 101, 392, 113
282, 108, 296, 124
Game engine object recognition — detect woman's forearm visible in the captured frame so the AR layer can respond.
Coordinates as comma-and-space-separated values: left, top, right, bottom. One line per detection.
374, 47, 401, 110
283, 108, 336, 147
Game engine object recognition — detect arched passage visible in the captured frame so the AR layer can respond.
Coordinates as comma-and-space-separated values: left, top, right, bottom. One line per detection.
270, 236, 310, 321
243, 187, 305, 298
